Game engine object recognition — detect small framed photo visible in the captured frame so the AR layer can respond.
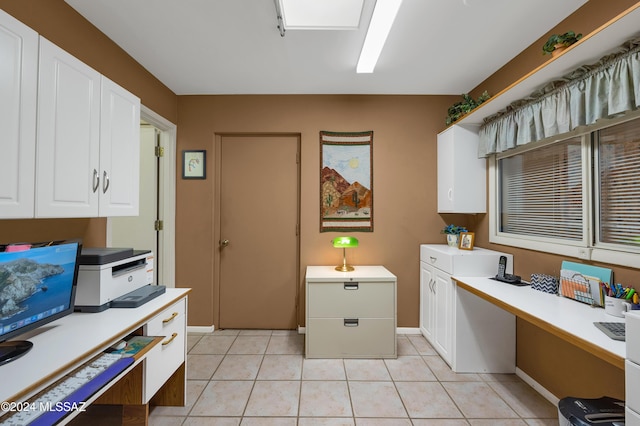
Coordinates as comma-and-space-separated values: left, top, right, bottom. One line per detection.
458, 232, 475, 250
182, 150, 206, 179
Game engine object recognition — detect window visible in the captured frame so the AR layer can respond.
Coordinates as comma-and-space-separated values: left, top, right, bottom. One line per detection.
597, 119, 640, 248
490, 114, 640, 267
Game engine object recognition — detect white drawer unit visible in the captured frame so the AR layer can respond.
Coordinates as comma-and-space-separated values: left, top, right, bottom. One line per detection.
143, 298, 186, 402
626, 312, 640, 423
305, 265, 397, 359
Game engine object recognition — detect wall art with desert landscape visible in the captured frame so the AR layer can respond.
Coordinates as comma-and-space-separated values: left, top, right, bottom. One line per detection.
320, 131, 373, 232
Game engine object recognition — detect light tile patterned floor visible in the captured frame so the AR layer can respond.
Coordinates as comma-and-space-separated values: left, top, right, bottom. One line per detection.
148, 329, 559, 425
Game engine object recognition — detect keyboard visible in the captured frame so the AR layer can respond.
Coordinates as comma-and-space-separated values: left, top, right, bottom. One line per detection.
0, 352, 133, 425
594, 321, 625, 341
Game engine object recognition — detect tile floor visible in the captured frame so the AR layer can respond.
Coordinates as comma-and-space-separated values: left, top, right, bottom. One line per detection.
148, 329, 559, 425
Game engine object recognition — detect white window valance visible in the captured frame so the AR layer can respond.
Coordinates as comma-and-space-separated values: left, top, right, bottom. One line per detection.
479, 37, 640, 157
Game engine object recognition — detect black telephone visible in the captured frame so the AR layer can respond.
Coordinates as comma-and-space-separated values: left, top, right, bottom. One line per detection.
495, 256, 522, 284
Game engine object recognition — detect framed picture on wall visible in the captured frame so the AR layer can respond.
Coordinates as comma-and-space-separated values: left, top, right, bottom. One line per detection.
182, 150, 206, 179
320, 131, 373, 232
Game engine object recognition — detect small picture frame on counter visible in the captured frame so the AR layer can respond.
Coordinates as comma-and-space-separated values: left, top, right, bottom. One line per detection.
458, 232, 475, 250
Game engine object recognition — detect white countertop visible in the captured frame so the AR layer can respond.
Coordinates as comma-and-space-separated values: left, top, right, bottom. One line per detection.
305, 265, 396, 282
453, 276, 625, 368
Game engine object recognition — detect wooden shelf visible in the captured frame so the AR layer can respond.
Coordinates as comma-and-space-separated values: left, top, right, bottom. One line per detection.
456, 3, 640, 128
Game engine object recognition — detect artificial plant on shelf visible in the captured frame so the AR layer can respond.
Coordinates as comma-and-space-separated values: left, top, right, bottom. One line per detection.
542, 31, 583, 55
445, 91, 490, 125
441, 224, 468, 235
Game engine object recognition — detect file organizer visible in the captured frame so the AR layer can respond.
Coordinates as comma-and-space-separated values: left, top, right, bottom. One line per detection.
559, 261, 611, 307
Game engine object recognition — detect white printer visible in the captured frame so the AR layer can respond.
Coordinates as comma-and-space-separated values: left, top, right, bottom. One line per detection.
75, 248, 155, 312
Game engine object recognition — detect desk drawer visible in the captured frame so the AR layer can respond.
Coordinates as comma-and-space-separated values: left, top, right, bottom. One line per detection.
308, 282, 394, 318
306, 318, 396, 358
627, 360, 640, 414
143, 298, 186, 402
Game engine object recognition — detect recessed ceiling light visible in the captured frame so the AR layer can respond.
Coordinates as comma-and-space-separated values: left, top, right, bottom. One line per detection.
356, 0, 403, 73
278, 0, 365, 30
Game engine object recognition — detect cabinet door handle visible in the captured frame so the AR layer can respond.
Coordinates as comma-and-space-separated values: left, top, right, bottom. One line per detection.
344, 283, 359, 290
162, 312, 179, 324
102, 170, 110, 193
162, 332, 178, 346
448, 188, 453, 201
344, 318, 359, 327
92, 169, 99, 193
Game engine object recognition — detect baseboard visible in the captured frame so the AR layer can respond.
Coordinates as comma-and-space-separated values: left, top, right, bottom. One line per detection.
397, 327, 421, 335
515, 367, 559, 406
188, 325, 215, 334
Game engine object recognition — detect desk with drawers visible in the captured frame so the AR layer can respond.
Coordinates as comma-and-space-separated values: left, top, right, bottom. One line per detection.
0, 288, 190, 425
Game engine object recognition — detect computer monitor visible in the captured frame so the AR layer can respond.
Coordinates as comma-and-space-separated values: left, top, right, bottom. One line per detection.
0, 239, 82, 366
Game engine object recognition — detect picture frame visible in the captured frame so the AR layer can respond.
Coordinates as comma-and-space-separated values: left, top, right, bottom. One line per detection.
182, 150, 206, 179
320, 131, 373, 232
458, 232, 475, 250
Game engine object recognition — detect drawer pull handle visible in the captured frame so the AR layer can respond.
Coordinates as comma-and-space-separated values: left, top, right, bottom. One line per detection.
430, 256, 437, 263
162, 332, 178, 346
344, 283, 359, 290
162, 312, 179, 324
344, 319, 359, 327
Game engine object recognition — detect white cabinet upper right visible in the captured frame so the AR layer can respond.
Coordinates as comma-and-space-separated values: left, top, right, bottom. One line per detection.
437, 125, 486, 213
36, 37, 140, 218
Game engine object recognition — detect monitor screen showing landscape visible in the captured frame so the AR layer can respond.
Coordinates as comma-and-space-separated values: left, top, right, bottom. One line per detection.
0, 240, 81, 345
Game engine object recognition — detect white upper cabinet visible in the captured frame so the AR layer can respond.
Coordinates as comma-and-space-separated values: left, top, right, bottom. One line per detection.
437, 125, 486, 213
36, 36, 101, 217
36, 37, 140, 218
99, 77, 140, 216
0, 11, 38, 218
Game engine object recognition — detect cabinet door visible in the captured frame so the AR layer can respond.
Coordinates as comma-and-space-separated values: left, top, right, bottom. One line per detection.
419, 262, 435, 342
36, 37, 101, 217
99, 77, 140, 216
437, 125, 486, 213
0, 11, 38, 218
433, 269, 453, 364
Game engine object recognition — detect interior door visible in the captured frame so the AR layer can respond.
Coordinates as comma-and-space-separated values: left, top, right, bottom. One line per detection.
218, 134, 299, 329
110, 125, 159, 284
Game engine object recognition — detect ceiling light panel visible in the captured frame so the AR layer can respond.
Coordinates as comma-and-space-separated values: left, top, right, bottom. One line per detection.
279, 0, 364, 30
357, 0, 402, 73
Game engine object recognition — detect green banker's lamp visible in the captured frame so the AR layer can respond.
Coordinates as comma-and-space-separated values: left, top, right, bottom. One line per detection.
333, 236, 358, 272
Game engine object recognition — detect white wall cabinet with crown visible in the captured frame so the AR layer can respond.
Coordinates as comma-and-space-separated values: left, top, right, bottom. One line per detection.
305, 265, 397, 359
0, 10, 38, 218
36, 36, 140, 218
437, 125, 486, 213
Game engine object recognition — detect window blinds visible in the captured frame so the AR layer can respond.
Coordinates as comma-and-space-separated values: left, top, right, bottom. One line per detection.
598, 119, 640, 246
499, 138, 583, 240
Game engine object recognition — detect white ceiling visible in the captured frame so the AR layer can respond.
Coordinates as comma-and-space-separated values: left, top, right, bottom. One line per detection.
64, 0, 587, 95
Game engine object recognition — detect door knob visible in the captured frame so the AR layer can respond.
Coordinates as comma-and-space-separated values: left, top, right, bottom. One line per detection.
220, 239, 230, 247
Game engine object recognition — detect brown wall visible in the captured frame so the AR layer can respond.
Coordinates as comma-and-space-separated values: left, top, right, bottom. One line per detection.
468, 0, 640, 400
176, 94, 467, 327
0, 1, 177, 247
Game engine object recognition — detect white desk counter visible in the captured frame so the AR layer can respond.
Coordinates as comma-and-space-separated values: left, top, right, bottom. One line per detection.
453, 277, 625, 369
0, 288, 191, 410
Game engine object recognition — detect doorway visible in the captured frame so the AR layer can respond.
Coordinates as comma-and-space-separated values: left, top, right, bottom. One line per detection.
215, 134, 300, 329
108, 106, 176, 287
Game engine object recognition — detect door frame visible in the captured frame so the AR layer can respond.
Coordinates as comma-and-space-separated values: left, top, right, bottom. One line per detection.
106, 105, 176, 287
213, 133, 301, 329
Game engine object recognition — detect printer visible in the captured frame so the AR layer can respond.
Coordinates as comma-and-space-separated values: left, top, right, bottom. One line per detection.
75, 248, 160, 312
